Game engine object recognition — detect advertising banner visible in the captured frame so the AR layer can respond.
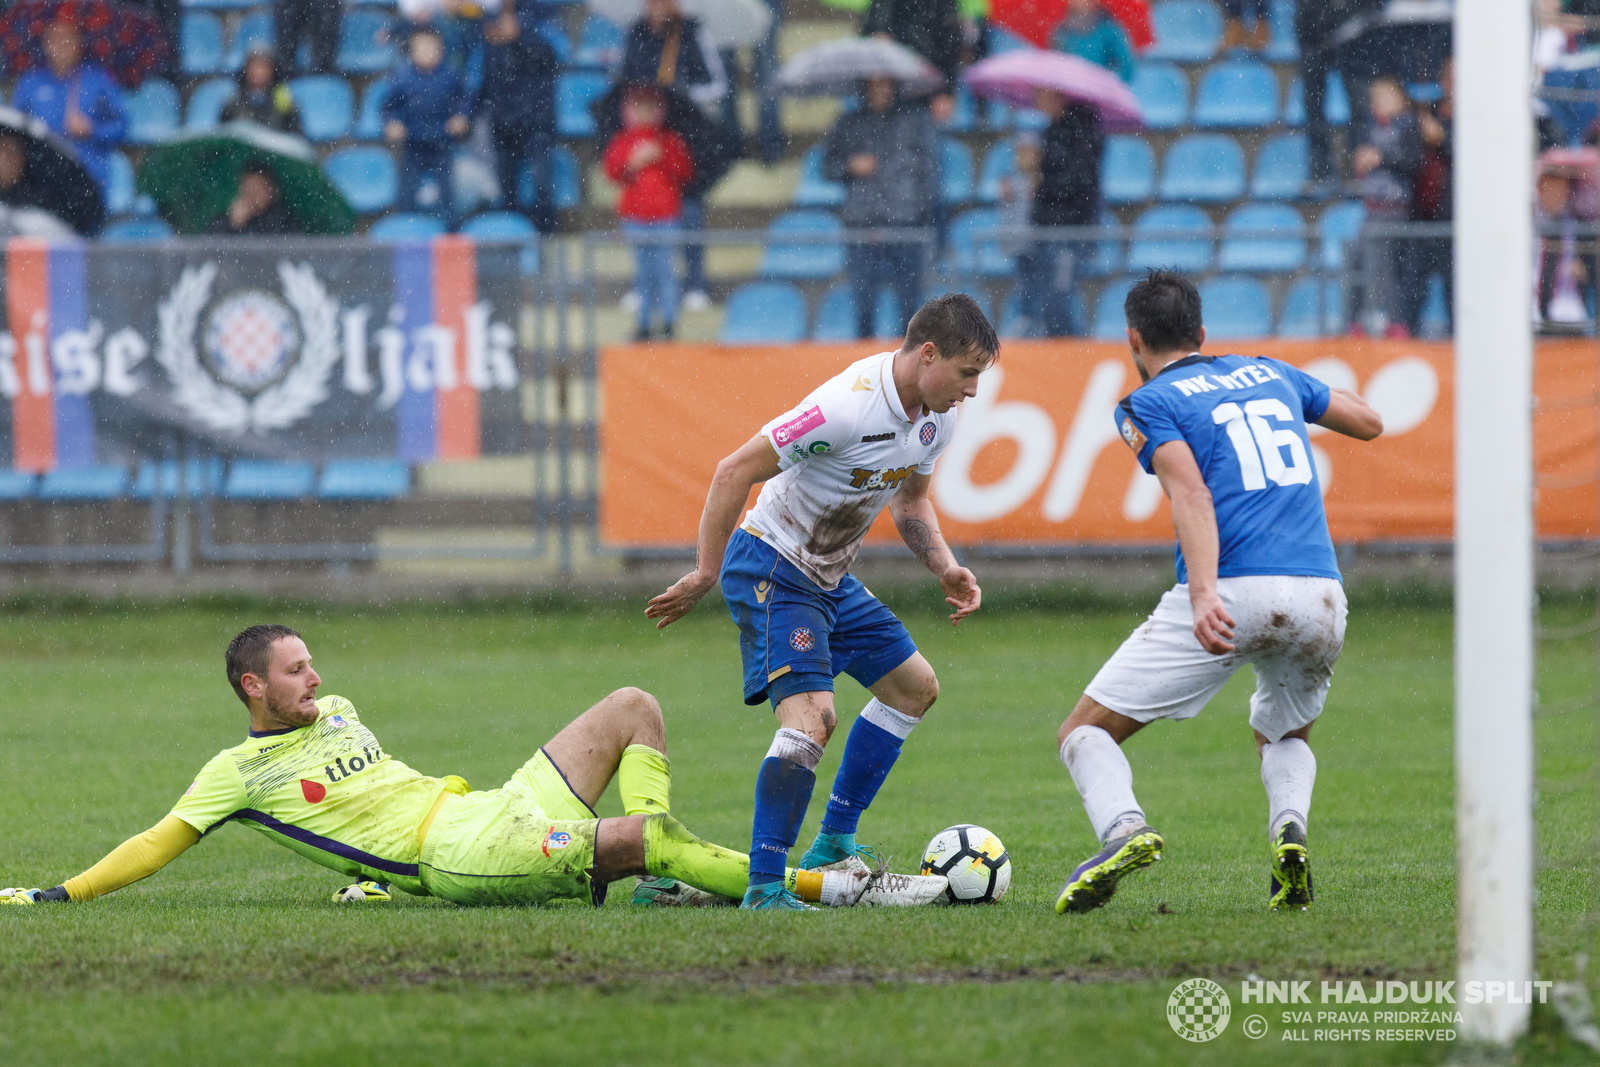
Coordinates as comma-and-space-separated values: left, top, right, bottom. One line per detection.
0, 237, 528, 471
599, 340, 1599, 547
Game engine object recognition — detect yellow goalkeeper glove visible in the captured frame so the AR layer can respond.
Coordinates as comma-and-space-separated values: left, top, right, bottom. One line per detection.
2, 887, 67, 905
331, 881, 392, 903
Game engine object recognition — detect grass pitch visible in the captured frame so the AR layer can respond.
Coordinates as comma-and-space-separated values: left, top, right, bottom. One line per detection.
0, 592, 1595, 1065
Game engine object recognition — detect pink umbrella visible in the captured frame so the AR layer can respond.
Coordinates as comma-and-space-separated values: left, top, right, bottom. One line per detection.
962, 49, 1143, 132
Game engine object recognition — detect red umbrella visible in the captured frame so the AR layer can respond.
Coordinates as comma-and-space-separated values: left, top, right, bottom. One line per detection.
0, 0, 172, 90
989, 0, 1154, 52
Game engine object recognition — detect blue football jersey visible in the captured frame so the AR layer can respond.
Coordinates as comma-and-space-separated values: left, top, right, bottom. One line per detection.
1115, 354, 1339, 584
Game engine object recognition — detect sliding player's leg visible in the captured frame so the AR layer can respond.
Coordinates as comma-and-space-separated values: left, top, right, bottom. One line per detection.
540, 686, 671, 816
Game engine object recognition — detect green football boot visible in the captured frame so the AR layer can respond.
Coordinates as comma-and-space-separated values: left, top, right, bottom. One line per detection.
1268, 821, 1314, 911
1055, 825, 1164, 915
632, 877, 738, 907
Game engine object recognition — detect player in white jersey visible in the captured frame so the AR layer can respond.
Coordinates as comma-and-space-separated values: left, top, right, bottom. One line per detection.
647, 295, 999, 909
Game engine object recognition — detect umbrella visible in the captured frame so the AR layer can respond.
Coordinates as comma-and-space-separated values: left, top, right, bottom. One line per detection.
0, 0, 171, 90
775, 37, 945, 98
1328, 0, 1451, 83
819, 0, 991, 15
0, 106, 105, 235
591, 83, 734, 200
963, 48, 1142, 131
987, 0, 1154, 51
582, 0, 773, 48
0, 205, 78, 239
1540, 146, 1600, 220
135, 122, 355, 236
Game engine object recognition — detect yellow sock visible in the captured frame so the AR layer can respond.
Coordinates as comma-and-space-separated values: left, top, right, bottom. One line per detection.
642, 813, 748, 899
618, 744, 671, 816
787, 868, 824, 902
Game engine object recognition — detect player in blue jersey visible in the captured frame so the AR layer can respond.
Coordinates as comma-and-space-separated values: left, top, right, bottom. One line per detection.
1053, 270, 1383, 914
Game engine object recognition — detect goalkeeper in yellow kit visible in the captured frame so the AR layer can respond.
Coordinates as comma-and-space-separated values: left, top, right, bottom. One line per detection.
1, 625, 938, 910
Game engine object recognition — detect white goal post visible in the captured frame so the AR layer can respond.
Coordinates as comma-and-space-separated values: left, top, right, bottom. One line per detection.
1454, 0, 1535, 1045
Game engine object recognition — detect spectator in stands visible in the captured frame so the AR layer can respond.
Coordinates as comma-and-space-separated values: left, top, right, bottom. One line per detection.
621, 0, 728, 310
1401, 57, 1452, 336
1019, 88, 1102, 337
384, 28, 474, 221
275, 0, 342, 74
1350, 76, 1421, 337
1295, 0, 1383, 194
1535, 165, 1598, 329
751, 0, 787, 164
863, 0, 962, 124
604, 86, 695, 341
11, 22, 126, 196
821, 76, 938, 339
480, 2, 560, 233
1221, 0, 1270, 52
998, 132, 1043, 331
1054, 0, 1135, 85
206, 160, 299, 236
128, 0, 181, 78
220, 45, 303, 136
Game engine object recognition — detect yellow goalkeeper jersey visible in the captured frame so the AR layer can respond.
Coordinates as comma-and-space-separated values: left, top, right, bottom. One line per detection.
169, 695, 455, 895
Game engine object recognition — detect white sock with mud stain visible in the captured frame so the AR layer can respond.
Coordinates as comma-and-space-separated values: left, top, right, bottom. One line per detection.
1060, 726, 1146, 844
1260, 737, 1316, 839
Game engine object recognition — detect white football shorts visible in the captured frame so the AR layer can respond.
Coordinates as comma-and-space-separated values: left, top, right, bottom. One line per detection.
1084, 575, 1348, 743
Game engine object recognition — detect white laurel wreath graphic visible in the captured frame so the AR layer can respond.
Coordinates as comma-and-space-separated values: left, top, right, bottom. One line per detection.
156, 260, 340, 434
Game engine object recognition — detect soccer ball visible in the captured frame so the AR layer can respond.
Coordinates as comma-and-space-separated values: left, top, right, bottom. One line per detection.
920, 824, 1011, 904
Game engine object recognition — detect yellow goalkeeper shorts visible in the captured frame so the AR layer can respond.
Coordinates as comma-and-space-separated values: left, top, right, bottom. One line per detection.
419, 748, 601, 906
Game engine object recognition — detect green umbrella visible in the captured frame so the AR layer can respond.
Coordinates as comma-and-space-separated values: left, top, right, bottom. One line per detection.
136, 122, 355, 237
819, 0, 988, 15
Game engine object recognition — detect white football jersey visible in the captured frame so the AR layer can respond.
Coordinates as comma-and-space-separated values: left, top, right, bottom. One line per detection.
743, 352, 956, 590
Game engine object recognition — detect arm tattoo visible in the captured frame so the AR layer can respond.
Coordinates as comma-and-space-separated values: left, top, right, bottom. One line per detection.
899, 516, 935, 564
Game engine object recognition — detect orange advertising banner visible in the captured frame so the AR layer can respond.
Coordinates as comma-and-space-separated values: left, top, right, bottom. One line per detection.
599, 340, 1600, 547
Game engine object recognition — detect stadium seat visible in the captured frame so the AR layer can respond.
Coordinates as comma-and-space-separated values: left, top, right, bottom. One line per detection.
940, 138, 974, 204
131, 459, 223, 499
987, 24, 1033, 54
1193, 59, 1278, 127
942, 87, 978, 133
224, 11, 273, 72
535, 21, 573, 64
225, 460, 315, 500
556, 71, 610, 138
1262, 0, 1299, 62
101, 217, 175, 242
35, 465, 129, 501
1284, 71, 1351, 127
124, 79, 180, 144
183, 0, 258, 9
794, 144, 845, 207
318, 459, 410, 500
1199, 275, 1272, 337
1318, 200, 1366, 269
1147, 0, 1223, 63
1159, 134, 1245, 201
976, 140, 1014, 204
0, 471, 35, 500
288, 76, 353, 142
575, 14, 624, 68
1093, 275, 1140, 340
985, 101, 1048, 132
324, 146, 399, 214
185, 76, 237, 131
1127, 204, 1213, 271
106, 151, 138, 215
181, 12, 226, 75
1278, 277, 1344, 337
812, 284, 916, 340
1251, 132, 1307, 199
947, 207, 1015, 277
758, 210, 845, 280
339, 11, 394, 73
461, 211, 535, 239
1219, 202, 1306, 271
368, 213, 447, 241
1088, 207, 1125, 276
1130, 62, 1189, 130
354, 78, 389, 140
719, 282, 808, 343
1103, 135, 1156, 204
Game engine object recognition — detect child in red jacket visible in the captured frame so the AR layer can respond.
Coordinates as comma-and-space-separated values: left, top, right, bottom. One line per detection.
603, 86, 695, 340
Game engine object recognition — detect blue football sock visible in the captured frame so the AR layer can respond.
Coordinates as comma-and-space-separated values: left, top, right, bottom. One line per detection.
821, 700, 918, 836
748, 729, 823, 887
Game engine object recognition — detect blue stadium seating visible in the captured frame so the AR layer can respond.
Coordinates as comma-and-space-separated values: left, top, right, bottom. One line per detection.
0, 471, 35, 500
1318, 201, 1366, 269
1278, 277, 1344, 337
947, 207, 1015, 277
1093, 276, 1140, 340
940, 138, 974, 204
324, 146, 398, 214
1251, 132, 1307, 199
185, 76, 236, 130
536, 21, 574, 65
1199, 275, 1272, 337
556, 71, 610, 138
758, 210, 845, 280
1131, 62, 1189, 130
1128, 204, 1213, 271
720, 282, 808, 343
224, 12, 273, 72
183, 0, 258, 9
36, 465, 129, 501
181, 12, 226, 75
1219, 202, 1306, 271
1262, 0, 1299, 62
1089, 208, 1125, 276
812, 284, 915, 340
461, 211, 535, 239
1193, 59, 1277, 127
1147, 0, 1223, 63
1284, 71, 1351, 127
575, 14, 624, 68
318, 459, 410, 500
131, 459, 223, 499
1160, 134, 1245, 201
1103, 136, 1156, 204
339, 11, 394, 73
942, 87, 978, 133
976, 140, 1014, 204
124, 79, 180, 144
368, 213, 448, 241
225, 460, 315, 500
102, 217, 175, 242
354, 78, 389, 140
289, 76, 353, 142
106, 151, 138, 215
794, 144, 845, 207
987, 24, 1033, 54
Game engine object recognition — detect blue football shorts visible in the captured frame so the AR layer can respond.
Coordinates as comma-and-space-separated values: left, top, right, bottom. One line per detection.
720, 529, 919, 708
